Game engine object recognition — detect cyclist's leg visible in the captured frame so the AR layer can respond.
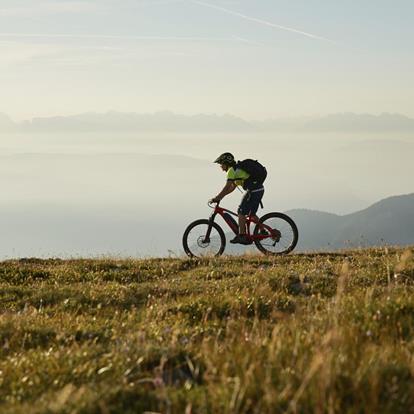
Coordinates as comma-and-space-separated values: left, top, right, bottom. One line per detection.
238, 214, 247, 234
238, 192, 250, 234
250, 189, 267, 233
250, 189, 264, 213
242, 189, 264, 225
238, 188, 264, 235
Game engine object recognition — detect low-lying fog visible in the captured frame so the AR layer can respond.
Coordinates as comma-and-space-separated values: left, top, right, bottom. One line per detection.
1, 132, 413, 258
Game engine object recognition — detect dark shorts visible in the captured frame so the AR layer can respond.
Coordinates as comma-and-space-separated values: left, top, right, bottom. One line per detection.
238, 188, 264, 216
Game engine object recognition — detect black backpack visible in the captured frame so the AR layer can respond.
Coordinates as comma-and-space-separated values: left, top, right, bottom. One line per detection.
236, 159, 267, 190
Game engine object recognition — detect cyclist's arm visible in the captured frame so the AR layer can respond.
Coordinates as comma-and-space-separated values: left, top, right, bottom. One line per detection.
215, 180, 236, 201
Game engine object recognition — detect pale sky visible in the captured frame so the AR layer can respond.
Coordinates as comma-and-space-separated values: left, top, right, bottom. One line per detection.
0, 0, 413, 120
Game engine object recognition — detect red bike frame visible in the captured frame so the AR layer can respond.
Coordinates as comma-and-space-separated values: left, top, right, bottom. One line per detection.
204, 202, 276, 242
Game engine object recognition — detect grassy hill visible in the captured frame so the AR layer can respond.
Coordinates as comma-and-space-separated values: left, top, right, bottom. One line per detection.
1, 248, 414, 413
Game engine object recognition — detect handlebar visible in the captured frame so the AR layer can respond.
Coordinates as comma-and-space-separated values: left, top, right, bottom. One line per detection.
208, 200, 220, 208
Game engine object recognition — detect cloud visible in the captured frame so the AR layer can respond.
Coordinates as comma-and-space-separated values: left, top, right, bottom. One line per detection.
0, 33, 228, 42
231, 35, 265, 47
134, 0, 184, 5
0, 37, 206, 67
0, 1, 100, 17
0, 41, 60, 64
0, 31, 263, 66
191, 0, 337, 44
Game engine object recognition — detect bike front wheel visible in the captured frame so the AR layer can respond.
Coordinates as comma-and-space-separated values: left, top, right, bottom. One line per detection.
253, 212, 298, 255
183, 219, 226, 258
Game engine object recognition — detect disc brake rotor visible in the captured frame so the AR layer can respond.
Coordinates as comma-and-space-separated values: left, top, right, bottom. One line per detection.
197, 236, 210, 248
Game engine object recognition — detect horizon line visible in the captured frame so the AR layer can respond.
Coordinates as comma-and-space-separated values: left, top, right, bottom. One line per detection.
1, 110, 413, 124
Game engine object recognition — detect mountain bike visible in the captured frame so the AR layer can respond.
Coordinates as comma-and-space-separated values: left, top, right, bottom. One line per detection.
182, 201, 298, 258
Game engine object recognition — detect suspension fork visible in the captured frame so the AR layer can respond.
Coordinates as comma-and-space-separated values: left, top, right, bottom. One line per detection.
203, 211, 218, 243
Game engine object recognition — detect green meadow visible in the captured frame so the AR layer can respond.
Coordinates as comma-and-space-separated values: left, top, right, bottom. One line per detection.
1, 248, 414, 413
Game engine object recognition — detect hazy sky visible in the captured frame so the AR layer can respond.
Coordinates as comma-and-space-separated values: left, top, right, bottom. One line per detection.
1, 0, 413, 120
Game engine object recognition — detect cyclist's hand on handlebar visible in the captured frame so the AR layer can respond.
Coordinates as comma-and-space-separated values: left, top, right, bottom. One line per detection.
209, 197, 220, 204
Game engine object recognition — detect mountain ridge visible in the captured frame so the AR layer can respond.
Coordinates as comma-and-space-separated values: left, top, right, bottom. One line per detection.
287, 193, 414, 250
1, 111, 414, 133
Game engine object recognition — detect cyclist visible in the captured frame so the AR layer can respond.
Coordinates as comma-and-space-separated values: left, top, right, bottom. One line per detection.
210, 152, 265, 245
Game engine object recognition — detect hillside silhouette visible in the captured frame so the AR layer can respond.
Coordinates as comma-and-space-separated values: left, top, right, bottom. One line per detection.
288, 193, 414, 250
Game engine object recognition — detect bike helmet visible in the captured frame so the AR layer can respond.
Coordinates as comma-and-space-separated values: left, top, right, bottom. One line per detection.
214, 152, 235, 166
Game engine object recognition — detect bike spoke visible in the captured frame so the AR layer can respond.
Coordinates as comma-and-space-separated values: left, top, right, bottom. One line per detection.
254, 214, 297, 255
186, 224, 223, 257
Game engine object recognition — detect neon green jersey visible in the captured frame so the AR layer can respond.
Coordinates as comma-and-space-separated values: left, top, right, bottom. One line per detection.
227, 167, 249, 187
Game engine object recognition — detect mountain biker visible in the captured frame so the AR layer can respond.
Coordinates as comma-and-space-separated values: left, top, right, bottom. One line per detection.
210, 152, 266, 245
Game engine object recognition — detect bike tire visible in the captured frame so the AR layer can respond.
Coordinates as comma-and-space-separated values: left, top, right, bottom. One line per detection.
253, 212, 299, 255
182, 219, 226, 258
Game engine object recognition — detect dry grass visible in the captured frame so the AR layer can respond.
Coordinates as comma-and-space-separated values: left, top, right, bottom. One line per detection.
1, 247, 414, 413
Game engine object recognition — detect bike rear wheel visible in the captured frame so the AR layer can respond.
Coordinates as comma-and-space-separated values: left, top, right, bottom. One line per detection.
183, 219, 226, 258
253, 212, 298, 255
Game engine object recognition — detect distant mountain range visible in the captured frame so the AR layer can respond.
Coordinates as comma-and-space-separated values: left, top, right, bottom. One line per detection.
288, 193, 414, 251
1, 111, 414, 133
214, 193, 414, 254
